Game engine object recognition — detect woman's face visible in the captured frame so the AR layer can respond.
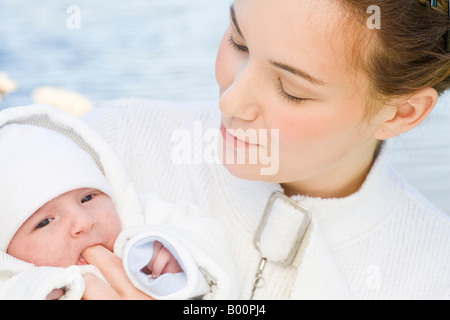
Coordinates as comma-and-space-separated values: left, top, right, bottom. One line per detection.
215, 0, 392, 197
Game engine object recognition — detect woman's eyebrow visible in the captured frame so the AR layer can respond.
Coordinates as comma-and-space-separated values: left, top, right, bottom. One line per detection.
270, 61, 327, 87
230, 4, 326, 87
230, 4, 245, 40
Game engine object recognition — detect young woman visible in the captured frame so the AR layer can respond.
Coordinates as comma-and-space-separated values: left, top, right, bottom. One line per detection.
83, 0, 450, 299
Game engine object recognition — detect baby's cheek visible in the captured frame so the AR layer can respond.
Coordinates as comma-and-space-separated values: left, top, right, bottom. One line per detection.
32, 245, 73, 267
103, 213, 122, 251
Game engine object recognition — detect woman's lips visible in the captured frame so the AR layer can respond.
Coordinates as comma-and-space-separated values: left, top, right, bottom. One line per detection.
220, 123, 259, 150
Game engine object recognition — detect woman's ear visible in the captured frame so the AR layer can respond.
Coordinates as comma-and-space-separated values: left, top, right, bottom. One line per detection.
372, 87, 438, 140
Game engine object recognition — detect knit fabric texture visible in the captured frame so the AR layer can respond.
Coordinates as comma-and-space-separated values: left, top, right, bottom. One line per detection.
83, 99, 450, 300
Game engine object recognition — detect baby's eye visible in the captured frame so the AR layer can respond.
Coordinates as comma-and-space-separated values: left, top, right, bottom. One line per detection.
81, 194, 94, 203
36, 218, 53, 229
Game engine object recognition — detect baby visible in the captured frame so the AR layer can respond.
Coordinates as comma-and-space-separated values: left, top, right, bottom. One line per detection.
0, 105, 235, 300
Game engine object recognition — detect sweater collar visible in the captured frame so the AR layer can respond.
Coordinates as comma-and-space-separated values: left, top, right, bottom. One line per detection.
290, 147, 401, 248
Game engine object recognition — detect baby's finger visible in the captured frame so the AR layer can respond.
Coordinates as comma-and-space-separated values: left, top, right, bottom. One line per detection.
142, 241, 164, 275
164, 256, 184, 274
150, 247, 174, 278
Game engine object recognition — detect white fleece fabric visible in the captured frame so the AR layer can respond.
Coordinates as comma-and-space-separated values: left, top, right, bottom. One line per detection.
121, 228, 210, 299
0, 124, 115, 252
0, 104, 236, 300
82, 99, 450, 300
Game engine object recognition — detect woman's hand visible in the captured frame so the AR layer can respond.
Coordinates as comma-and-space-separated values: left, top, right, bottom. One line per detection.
81, 245, 154, 300
46, 288, 66, 300
82, 273, 121, 300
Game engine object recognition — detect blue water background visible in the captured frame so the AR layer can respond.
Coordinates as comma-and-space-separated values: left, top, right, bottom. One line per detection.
0, 0, 449, 213
0, 0, 230, 105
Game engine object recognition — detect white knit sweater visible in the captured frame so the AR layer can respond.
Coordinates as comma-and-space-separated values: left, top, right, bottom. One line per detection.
83, 99, 450, 300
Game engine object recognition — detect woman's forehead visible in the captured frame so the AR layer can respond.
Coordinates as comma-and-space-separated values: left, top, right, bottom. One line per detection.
233, 0, 355, 87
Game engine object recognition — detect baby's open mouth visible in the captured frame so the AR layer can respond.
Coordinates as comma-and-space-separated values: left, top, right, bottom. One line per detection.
77, 255, 88, 266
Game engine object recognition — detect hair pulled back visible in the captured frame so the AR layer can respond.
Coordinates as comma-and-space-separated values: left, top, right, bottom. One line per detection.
338, 0, 450, 114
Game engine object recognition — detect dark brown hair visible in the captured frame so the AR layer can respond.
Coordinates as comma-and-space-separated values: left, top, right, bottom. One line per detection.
337, 0, 450, 116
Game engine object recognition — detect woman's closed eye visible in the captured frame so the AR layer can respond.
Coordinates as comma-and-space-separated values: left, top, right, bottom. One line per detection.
277, 79, 308, 105
228, 34, 248, 53
228, 34, 308, 105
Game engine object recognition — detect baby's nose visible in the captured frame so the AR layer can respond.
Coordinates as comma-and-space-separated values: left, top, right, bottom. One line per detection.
70, 211, 96, 237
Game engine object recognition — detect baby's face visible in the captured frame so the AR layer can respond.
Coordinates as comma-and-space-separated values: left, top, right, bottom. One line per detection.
7, 188, 122, 267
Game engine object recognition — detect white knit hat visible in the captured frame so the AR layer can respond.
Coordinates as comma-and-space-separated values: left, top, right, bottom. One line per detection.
0, 124, 115, 252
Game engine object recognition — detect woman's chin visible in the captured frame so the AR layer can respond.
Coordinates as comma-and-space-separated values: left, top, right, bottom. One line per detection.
221, 162, 278, 182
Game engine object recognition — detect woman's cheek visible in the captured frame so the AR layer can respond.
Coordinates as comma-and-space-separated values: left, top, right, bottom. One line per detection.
272, 113, 311, 145
283, 105, 346, 141
215, 33, 234, 92
216, 29, 250, 95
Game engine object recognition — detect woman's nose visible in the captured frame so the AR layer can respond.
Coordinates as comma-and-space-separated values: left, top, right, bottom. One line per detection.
219, 64, 260, 122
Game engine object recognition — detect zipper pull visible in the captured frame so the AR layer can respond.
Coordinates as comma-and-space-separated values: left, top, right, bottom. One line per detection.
250, 257, 267, 300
